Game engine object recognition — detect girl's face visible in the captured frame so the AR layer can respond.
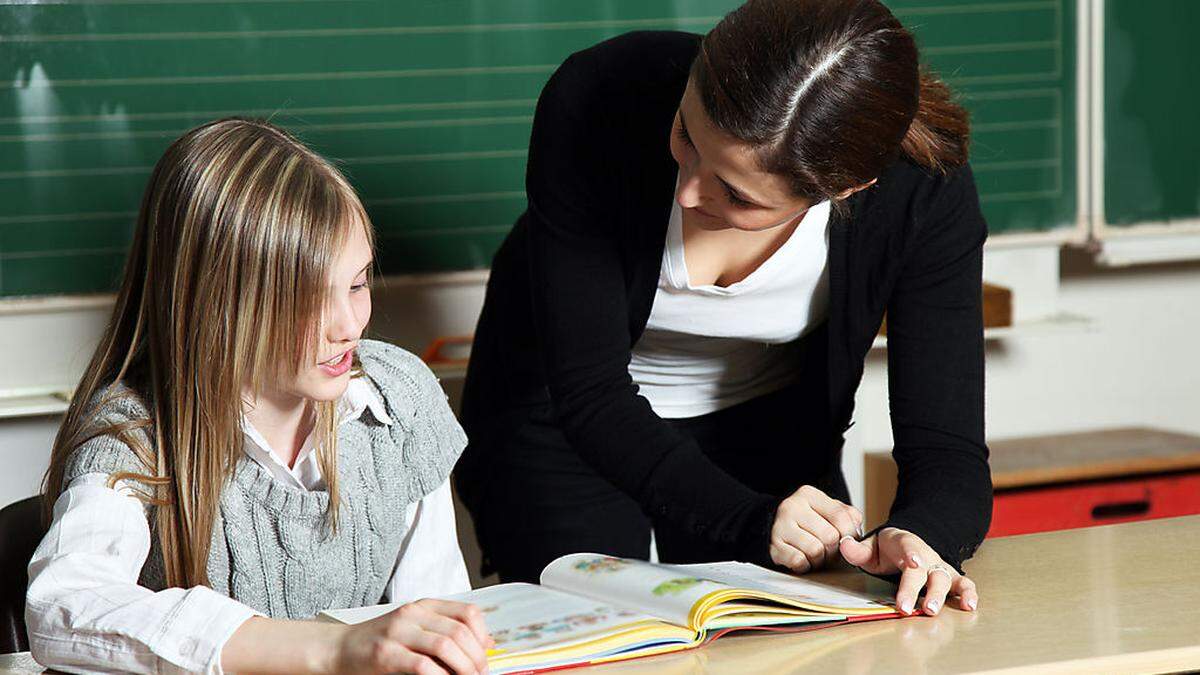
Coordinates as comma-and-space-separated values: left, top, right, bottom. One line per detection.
289, 219, 374, 403
669, 82, 813, 233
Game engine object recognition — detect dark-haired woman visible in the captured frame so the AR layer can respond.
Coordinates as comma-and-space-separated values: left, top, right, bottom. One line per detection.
456, 0, 990, 616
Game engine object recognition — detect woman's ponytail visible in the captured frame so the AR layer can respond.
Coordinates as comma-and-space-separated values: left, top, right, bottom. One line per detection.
900, 71, 971, 174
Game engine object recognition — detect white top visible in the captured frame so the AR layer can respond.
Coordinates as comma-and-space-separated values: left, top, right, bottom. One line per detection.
628, 196, 832, 418
25, 377, 470, 674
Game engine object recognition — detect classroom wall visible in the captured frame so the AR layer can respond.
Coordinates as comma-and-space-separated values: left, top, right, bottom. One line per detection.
3, 246, 1200, 587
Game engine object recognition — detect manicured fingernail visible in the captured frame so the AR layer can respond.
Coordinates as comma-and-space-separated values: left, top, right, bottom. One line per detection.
840, 535, 855, 544
910, 554, 922, 567
900, 599, 914, 614
927, 600, 939, 615
967, 597, 977, 611
857, 524, 865, 538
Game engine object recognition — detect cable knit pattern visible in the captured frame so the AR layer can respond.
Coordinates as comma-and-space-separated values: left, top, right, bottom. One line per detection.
60, 339, 466, 618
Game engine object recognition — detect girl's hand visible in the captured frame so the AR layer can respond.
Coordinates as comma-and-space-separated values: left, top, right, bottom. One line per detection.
769, 485, 865, 573
330, 598, 495, 674
839, 527, 979, 616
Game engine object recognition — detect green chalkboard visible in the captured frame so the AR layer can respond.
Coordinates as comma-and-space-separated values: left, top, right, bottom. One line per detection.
1104, 0, 1200, 227
0, 0, 1075, 298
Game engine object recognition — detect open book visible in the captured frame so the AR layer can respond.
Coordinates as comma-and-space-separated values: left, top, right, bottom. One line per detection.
321, 553, 900, 673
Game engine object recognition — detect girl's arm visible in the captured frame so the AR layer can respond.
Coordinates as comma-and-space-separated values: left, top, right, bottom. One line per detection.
26, 475, 259, 673
385, 479, 471, 604
28, 476, 491, 675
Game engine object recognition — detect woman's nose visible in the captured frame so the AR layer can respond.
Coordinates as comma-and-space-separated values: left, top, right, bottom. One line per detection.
676, 169, 704, 209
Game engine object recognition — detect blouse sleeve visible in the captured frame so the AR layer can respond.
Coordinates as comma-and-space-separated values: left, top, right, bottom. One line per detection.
880, 163, 993, 573
384, 479, 471, 604
25, 474, 259, 674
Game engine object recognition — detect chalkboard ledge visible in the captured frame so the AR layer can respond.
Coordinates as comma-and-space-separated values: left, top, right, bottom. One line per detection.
1096, 226, 1200, 267
0, 293, 115, 317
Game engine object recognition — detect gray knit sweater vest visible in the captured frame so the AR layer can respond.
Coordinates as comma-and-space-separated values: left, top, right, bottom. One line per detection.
61, 340, 466, 619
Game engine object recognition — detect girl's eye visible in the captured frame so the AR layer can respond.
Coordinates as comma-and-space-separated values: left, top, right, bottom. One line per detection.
351, 279, 369, 292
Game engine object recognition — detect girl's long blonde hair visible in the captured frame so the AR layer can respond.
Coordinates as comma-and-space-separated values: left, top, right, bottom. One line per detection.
42, 117, 374, 588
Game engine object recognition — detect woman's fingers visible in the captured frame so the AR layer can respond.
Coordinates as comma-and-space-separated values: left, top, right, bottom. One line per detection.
872, 528, 980, 616
895, 563, 928, 615
792, 509, 843, 563
953, 574, 979, 612
885, 530, 932, 614
771, 521, 827, 572
770, 538, 812, 573
799, 485, 864, 540
839, 534, 883, 573
922, 566, 953, 615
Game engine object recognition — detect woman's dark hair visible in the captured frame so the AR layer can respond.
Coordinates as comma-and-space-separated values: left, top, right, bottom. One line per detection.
691, 0, 970, 203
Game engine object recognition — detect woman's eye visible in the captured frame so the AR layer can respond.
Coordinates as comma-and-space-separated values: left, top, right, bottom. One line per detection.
675, 123, 694, 148
724, 187, 752, 208
351, 280, 369, 292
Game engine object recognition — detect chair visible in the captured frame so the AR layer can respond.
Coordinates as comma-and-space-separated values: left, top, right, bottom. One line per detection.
0, 496, 46, 654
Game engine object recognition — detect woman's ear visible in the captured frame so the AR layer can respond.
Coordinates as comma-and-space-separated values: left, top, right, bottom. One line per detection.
834, 178, 878, 201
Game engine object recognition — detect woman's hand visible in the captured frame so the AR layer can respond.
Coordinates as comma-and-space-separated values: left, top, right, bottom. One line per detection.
769, 485, 865, 573
329, 598, 494, 674
840, 527, 979, 616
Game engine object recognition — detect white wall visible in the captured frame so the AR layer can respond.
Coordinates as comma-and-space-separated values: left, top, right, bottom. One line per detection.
843, 247, 1200, 508
3, 246, 1200, 586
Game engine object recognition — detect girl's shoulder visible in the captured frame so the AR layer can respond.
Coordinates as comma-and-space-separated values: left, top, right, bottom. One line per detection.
354, 339, 466, 495
355, 339, 456, 425
61, 382, 155, 490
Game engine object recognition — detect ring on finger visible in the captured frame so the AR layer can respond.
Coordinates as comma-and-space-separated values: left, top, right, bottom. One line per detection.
927, 563, 953, 580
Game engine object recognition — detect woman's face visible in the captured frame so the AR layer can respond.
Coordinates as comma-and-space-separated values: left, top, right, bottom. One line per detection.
669, 82, 813, 233
289, 219, 374, 403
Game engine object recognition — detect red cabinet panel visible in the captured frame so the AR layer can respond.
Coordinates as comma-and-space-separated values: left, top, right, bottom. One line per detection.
989, 472, 1200, 538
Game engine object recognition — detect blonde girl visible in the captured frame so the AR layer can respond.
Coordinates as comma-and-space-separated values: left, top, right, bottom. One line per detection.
26, 118, 492, 674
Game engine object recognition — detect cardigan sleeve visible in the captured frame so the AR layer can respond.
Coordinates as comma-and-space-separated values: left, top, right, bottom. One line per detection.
881, 164, 993, 573
523, 51, 779, 564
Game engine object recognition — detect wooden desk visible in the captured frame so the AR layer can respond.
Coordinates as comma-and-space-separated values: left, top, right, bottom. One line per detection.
4, 517, 1199, 674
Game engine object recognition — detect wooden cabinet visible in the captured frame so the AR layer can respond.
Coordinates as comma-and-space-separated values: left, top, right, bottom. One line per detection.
864, 427, 1200, 537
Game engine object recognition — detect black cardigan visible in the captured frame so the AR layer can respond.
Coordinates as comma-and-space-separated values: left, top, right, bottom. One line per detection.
460, 31, 992, 573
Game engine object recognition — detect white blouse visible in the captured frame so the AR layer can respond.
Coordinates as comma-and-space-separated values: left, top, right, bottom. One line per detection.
25, 378, 470, 674
628, 196, 832, 419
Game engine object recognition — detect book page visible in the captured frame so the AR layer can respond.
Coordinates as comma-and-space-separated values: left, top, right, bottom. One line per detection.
669, 561, 895, 611
541, 553, 738, 627
321, 583, 661, 656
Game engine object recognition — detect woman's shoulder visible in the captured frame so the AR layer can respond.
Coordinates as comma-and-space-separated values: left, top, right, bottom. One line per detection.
565, 30, 701, 75
542, 30, 699, 114
863, 158, 986, 243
